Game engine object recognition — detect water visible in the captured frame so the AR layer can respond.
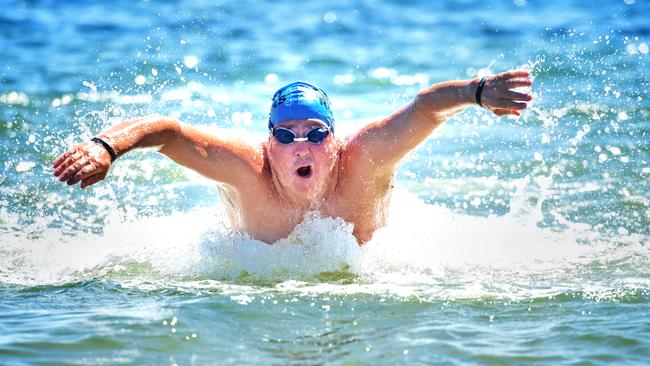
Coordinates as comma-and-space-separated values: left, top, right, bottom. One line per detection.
1, 0, 649, 364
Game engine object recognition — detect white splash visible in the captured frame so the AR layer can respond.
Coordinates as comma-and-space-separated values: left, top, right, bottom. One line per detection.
0, 188, 648, 301
15, 162, 36, 173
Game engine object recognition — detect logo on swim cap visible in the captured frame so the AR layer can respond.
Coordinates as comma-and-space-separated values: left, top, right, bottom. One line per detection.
268, 81, 334, 132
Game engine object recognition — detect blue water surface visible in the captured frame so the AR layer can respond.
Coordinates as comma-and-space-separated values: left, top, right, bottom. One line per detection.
1, 0, 649, 364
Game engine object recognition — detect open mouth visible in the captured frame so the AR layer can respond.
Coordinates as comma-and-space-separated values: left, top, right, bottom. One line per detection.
296, 165, 312, 178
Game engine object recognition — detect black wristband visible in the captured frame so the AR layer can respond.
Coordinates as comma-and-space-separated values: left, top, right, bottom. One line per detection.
475, 77, 488, 107
91, 137, 117, 162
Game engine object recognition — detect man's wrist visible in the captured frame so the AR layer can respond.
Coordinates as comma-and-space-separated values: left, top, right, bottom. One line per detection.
91, 136, 117, 162
463, 78, 480, 105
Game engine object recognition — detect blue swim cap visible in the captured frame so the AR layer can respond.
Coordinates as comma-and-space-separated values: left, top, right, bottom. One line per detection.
268, 81, 334, 132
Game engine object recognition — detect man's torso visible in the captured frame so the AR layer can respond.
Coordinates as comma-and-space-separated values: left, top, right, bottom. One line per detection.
217, 154, 393, 244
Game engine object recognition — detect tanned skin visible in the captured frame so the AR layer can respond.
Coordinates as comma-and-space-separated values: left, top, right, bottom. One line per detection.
53, 70, 533, 244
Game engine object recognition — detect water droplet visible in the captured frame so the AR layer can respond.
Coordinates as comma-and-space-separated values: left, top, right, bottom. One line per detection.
598, 153, 608, 163
183, 55, 199, 68
264, 73, 279, 84
370, 67, 396, 79
211, 92, 231, 104
541, 133, 550, 144
606, 146, 621, 156
134, 75, 146, 85
82, 80, 97, 92
323, 11, 337, 23
333, 74, 355, 85
626, 44, 638, 55
15, 161, 36, 172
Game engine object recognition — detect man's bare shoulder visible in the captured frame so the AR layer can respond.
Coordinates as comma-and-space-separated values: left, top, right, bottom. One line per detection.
224, 141, 271, 192
338, 132, 395, 181
333, 134, 395, 201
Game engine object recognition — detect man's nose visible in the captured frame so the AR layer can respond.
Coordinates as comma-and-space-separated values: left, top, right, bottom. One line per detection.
294, 143, 311, 157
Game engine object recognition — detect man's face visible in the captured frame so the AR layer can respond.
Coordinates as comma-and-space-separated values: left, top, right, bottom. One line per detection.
267, 119, 339, 201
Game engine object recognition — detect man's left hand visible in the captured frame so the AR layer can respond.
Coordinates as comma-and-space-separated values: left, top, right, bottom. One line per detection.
479, 70, 534, 116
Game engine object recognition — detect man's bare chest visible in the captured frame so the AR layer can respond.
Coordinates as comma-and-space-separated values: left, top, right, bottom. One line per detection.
228, 187, 390, 243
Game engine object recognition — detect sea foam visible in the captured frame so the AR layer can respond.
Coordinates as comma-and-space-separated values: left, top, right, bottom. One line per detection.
1, 183, 648, 301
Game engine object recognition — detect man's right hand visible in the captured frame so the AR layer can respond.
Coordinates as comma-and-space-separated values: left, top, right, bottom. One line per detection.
52, 140, 113, 189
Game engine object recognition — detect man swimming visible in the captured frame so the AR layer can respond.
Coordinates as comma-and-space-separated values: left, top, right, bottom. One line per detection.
53, 70, 533, 243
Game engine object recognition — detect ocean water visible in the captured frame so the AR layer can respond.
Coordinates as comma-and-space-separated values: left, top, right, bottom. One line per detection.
1, 0, 649, 364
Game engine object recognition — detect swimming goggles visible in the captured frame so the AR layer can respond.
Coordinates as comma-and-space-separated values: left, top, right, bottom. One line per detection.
272, 126, 330, 144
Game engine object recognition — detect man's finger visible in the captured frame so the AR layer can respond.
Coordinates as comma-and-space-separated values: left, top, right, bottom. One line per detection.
54, 151, 83, 176
506, 78, 533, 88
59, 157, 88, 182
53, 149, 76, 170
501, 70, 530, 79
80, 174, 105, 189
497, 99, 528, 110
52, 154, 66, 169
68, 164, 97, 186
54, 157, 77, 177
502, 90, 533, 101
493, 108, 520, 116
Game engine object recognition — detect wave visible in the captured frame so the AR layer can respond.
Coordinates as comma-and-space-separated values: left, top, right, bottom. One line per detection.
1, 186, 648, 301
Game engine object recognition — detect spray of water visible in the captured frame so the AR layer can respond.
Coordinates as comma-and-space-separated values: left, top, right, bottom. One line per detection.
1, 29, 648, 303
1, 182, 647, 301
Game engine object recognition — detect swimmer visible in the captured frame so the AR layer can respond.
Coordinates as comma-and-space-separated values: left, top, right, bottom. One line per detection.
53, 71, 533, 243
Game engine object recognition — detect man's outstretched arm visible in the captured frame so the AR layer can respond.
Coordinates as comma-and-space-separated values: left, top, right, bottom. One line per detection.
52, 115, 262, 188
342, 70, 533, 178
